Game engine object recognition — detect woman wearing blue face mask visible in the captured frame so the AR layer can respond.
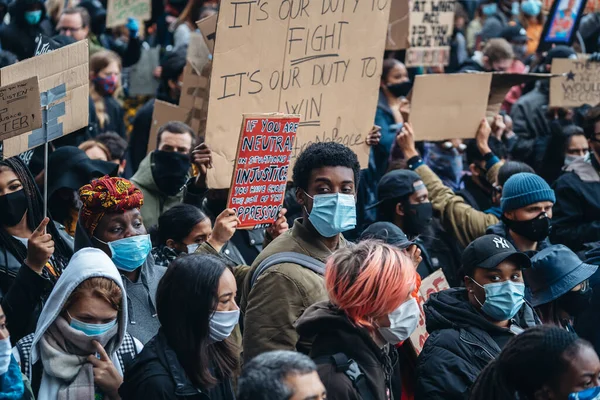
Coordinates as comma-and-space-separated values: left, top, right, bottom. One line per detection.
75, 176, 166, 345
519, 0, 544, 55
13, 247, 143, 400
119, 254, 239, 400
415, 234, 540, 400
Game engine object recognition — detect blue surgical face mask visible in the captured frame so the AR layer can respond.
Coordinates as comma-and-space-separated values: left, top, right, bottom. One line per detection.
68, 312, 117, 336
482, 3, 498, 16
511, 1, 520, 15
96, 234, 152, 272
521, 0, 541, 16
470, 278, 525, 321
304, 192, 356, 238
24, 10, 42, 25
209, 309, 240, 342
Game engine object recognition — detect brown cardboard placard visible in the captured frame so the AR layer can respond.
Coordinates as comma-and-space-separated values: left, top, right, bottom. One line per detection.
410, 73, 492, 140
226, 113, 300, 230
408, 269, 450, 356
204, 0, 391, 188
1, 40, 89, 158
550, 58, 600, 107
488, 72, 552, 118
405, 0, 456, 67
197, 14, 217, 54
386, 0, 410, 51
147, 100, 200, 153
0, 77, 42, 142
106, 0, 150, 28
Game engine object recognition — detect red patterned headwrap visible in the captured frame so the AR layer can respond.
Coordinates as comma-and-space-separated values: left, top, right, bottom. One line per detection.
79, 176, 144, 235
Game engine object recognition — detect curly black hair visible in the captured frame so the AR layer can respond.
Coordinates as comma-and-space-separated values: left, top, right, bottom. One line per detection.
292, 142, 360, 191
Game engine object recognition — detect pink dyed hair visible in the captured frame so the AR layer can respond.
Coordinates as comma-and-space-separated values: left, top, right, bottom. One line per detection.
325, 240, 416, 332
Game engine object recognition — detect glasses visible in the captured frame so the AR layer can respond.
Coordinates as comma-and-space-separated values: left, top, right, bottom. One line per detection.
59, 26, 83, 34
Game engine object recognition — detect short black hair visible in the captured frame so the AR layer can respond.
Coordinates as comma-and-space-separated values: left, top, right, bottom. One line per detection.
157, 203, 208, 245
497, 161, 535, 187
238, 351, 317, 400
377, 196, 406, 223
96, 131, 127, 161
161, 46, 187, 86
292, 142, 360, 191
465, 137, 507, 165
157, 121, 196, 148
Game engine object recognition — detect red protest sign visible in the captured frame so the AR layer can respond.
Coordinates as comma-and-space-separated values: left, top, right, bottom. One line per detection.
227, 113, 300, 230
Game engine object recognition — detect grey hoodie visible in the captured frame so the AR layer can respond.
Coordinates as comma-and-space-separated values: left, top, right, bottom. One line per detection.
74, 221, 165, 343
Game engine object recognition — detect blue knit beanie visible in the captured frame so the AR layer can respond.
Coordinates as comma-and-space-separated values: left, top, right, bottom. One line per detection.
501, 173, 556, 212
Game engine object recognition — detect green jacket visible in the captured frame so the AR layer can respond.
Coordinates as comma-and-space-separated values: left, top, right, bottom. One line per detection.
415, 162, 502, 248
240, 219, 348, 363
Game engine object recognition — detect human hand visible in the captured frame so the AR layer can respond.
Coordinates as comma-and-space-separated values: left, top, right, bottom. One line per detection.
406, 244, 423, 267
208, 209, 240, 252
192, 143, 213, 188
126, 17, 139, 38
365, 126, 382, 146
25, 218, 54, 275
396, 123, 419, 159
491, 114, 506, 140
88, 341, 123, 400
266, 208, 288, 239
475, 118, 492, 156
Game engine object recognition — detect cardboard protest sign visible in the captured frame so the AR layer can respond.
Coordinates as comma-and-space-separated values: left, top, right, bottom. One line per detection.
386, 0, 410, 50
147, 100, 193, 153
410, 72, 552, 140
1, 40, 88, 158
550, 58, 600, 107
204, 0, 391, 188
227, 114, 300, 229
129, 47, 161, 96
405, 0, 455, 67
106, 0, 151, 28
408, 269, 450, 355
0, 77, 42, 142
197, 14, 217, 54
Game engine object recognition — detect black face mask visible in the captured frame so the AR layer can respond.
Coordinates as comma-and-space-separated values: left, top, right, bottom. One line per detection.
0, 189, 28, 227
387, 81, 413, 98
503, 212, 551, 242
558, 287, 593, 317
403, 202, 433, 236
151, 150, 191, 196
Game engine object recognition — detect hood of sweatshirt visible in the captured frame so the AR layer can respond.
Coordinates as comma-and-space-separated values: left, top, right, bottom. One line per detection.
30, 247, 128, 365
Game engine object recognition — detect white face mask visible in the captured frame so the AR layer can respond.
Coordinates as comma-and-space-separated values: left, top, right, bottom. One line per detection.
378, 298, 420, 344
0, 337, 11, 375
187, 243, 199, 254
564, 153, 588, 166
209, 309, 240, 342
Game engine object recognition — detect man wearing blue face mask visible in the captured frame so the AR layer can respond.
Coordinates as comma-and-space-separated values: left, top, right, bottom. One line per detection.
240, 142, 359, 363
478, 0, 516, 43
415, 234, 540, 400
0, 0, 53, 60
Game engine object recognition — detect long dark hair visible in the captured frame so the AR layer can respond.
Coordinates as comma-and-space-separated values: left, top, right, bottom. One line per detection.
156, 254, 239, 389
470, 326, 591, 400
0, 157, 72, 278
156, 204, 208, 246
540, 124, 586, 185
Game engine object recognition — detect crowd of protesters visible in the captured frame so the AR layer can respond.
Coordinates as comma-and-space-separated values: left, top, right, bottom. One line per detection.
0, 0, 600, 399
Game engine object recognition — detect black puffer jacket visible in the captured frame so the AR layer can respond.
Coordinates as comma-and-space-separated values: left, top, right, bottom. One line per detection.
296, 301, 402, 400
415, 288, 540, 400
119, 330, 235, 400
0, 0, 53, 60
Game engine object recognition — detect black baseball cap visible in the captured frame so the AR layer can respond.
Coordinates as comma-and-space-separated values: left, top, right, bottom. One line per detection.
367, 170, 423, 210
462, 234, 531, 272
501, 25, 528, 43
359, 222, 414, 249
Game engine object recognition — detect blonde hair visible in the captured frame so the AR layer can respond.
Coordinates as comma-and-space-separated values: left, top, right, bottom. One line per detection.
90, 50, 122, 129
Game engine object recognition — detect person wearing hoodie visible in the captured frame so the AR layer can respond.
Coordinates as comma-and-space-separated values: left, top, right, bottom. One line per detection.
0, 0, 53, 60
510, 46, 577, 169
415, 234, 539, 400
0, 157, 74, 345
240, 142, 358, 362
551, 106, 600, 252
119, 254, 238, 400
128, 46, 187, 174
478, 0, 516, 41
131, 121, 209, 229
75, 176, 165, 344
486, 172, 555, 255
296, 240, 418, 400
525, 245, 597, 332
13, 247, 143, 399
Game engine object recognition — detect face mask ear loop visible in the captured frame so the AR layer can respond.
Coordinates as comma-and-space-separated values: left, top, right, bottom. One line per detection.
468, 277, 486, 308
301, 190, 313, 217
